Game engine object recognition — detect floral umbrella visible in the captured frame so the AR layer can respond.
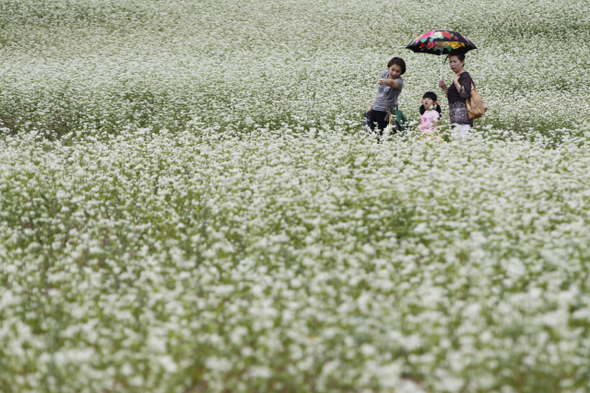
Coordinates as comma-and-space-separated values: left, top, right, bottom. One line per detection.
405, 30, 477, 79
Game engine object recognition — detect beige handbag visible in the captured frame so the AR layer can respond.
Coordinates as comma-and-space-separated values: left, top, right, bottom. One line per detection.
466, 79, 487, 120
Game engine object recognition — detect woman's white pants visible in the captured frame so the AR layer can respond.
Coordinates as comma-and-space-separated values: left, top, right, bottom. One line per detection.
453, 124, 471, 139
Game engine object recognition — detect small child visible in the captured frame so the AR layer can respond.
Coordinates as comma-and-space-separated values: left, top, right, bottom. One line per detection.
419, 91, 442, 134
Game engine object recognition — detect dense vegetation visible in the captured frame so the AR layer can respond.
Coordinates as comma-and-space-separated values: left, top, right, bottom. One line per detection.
1, 0, 590, 392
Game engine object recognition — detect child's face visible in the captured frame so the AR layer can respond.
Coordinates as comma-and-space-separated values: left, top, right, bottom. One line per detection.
423, 97, 434, 109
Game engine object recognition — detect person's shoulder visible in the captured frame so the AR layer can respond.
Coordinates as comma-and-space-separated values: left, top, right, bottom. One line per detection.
380, 70, 388, 77
461, 71, 472, 80
396, 76, 403, 87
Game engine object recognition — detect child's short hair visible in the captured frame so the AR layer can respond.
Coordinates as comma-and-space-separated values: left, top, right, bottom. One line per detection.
420, 91, 442, 115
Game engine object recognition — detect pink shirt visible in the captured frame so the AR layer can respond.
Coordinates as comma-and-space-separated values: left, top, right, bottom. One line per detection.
420, 110, 440, 133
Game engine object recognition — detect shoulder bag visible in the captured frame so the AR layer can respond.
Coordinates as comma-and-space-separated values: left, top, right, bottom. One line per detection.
466, 79, 487, 120
384, 87, 408, 133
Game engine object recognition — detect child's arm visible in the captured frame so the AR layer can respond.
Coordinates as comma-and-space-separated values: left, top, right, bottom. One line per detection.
433, 112, 440, 130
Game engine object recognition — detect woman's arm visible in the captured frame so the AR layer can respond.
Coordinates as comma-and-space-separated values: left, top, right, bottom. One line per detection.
452, 74, 462, 92
438, 79, 448, 95
378, 78, 400, 89
367, 93, 378, 113
456, 73, 471, 99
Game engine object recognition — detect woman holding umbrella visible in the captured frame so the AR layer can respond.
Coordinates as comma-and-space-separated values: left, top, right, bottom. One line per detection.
438, 49, 472, 137
366, 56, 406, 135
405, 30, 478, 138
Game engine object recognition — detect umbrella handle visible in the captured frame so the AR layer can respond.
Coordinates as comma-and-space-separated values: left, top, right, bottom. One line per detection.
440, 49, 443, 81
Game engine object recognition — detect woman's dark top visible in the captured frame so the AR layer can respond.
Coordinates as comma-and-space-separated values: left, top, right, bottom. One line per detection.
447, 71, 472, 126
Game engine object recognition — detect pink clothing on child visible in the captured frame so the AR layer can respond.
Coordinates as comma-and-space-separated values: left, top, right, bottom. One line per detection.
420, 110, 440, 133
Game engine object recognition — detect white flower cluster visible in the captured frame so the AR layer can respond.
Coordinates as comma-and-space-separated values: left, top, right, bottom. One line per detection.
2, 127, 590, 392
1, 0, 590, 392
1, 0, 589, 136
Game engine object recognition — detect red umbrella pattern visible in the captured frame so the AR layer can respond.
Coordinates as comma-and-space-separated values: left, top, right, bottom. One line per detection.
406, 30, 478, 78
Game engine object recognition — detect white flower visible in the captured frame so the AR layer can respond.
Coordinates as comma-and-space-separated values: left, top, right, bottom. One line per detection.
205, 357, 233, 373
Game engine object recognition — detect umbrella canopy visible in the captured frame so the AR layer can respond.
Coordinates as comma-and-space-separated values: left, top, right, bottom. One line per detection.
406, 30, 477, 55
405, 30, 477, 79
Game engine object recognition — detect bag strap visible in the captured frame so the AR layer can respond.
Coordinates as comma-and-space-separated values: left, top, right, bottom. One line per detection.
470, 78, 477, 90
384, 86, 399, 111
385, 100, 399, 112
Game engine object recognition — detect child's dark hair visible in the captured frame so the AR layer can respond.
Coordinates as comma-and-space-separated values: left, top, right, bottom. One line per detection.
387, 56, 406, 75
419, 91, 442, 115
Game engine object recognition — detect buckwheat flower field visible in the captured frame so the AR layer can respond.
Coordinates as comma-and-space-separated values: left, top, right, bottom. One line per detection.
1, 0, 590, 392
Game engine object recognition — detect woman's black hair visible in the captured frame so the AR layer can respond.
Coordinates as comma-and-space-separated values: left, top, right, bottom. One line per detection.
448, 49, 466, 62
419, 91, 442, 115
387, 56, 406, 75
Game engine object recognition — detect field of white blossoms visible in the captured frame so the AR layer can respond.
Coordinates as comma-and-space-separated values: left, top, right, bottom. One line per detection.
2, 0, 590, 392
